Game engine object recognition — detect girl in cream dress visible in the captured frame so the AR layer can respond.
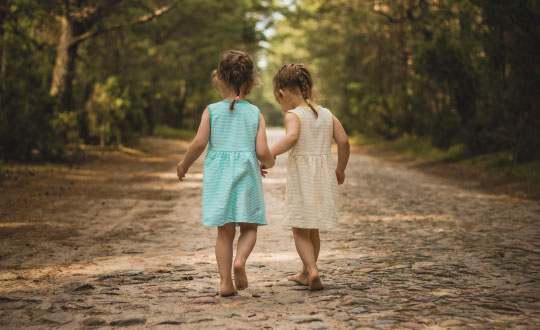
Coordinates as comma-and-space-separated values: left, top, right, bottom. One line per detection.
270, 64, 350, 290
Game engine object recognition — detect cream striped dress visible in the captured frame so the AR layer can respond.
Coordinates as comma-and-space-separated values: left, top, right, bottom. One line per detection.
284, 106, 339, 230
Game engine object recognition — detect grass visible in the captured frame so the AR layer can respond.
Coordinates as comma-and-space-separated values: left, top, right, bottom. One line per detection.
0, 162, 67, 176
152, 125, 196, 141
462, 152, 540, 182
353, 133, 540, 182
390, 136, 465, 162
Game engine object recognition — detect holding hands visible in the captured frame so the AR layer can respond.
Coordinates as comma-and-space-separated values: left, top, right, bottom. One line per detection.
259, 161, 268, 178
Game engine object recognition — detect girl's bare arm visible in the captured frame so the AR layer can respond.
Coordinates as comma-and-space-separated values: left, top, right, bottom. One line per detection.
270, 112, 300, 157
333, 115, 350, 184
255, 113, 275, 168
177, 108, 211, 180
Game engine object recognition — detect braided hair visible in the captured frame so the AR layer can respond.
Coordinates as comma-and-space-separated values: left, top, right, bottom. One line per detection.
217, 50, 255, 111
273, 63, 318, 118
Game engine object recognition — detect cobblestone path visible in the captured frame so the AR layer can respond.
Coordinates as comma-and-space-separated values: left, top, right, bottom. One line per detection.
0, 129, 539, 329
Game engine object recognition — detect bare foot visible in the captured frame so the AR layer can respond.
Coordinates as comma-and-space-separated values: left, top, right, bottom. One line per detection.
219, 281, 238, 297
233, 263, 248, 290
309, 272, 324, 291
288, 272, 309, 286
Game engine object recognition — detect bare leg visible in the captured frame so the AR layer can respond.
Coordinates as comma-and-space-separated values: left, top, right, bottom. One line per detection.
216, 223, 237, 296
233, 223, 258, 290
288, 229, 321, 286
291, 228, 324, 290
310, 229, 320, 262
288, 229, 310, 285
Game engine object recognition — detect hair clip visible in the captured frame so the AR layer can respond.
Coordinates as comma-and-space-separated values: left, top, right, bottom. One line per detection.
234, 96, 240, 101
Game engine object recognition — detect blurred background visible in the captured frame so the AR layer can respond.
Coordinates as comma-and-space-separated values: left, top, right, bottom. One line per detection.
1, 0, 539, 177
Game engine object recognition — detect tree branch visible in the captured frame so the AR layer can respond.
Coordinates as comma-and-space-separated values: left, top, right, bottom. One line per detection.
69, 4, 175, 46
371, 9, 399, 24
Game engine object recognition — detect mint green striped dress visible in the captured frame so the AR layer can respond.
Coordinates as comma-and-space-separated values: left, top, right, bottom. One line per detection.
202, 100, 267, 227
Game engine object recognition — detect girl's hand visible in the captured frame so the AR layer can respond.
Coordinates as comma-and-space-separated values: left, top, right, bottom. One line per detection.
177, 162, 187, 181
335, 168, 345, 185
259, 161, 268, 177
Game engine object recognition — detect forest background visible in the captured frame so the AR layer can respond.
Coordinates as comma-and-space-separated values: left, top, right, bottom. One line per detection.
1, 0, 539, 178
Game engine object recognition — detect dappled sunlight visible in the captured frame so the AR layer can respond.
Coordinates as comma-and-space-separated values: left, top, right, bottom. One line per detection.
137, 156, 170, 163
140, 172, 178, 179
454, 191, 532, 204
0, 249, 300, 297
185, 173, 204, 180
0, 221, 72, 228
340, 213, 458, 223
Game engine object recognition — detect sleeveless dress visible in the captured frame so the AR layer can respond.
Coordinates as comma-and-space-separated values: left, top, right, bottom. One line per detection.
202, 100, 267, 227
284, 106, 339, 230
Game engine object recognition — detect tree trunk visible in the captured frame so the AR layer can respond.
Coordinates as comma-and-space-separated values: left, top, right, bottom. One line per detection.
50, 15, 83, 110
50, 15, 72, 97
174, 80, 187, 128
0, 4, 6, 94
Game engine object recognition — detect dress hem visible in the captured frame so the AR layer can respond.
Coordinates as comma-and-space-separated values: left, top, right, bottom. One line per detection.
203, 220, 268, 227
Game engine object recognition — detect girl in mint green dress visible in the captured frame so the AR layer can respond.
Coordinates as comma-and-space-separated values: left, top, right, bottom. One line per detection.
176, 50, 275, 296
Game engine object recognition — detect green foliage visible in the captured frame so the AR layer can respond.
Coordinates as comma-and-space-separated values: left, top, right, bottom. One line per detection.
272, 0, 540, 165
86, 77, 132, 146
353, 133, 540, 182
1, 0, 272, 161
391, 137, 466, 162
152, 125, 196, 140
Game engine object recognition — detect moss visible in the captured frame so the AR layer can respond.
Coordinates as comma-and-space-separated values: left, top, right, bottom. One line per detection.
352, 133, 540, 182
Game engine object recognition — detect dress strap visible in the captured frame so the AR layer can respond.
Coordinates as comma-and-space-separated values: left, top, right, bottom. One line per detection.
286, 110, 302, 126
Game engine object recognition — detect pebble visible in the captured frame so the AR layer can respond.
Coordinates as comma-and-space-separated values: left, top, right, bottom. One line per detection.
109, 317, 146, 326
39, 302, 53, 311
349, 307, 367, 314
192, 297, 218, 304
122, 249, 145, 254
82, 317, 106, 326
0, 296, 18, 302
350, 284, 370, 290
42, 313, 74, 325
145, 237, 166, 243
133, 274, 156, 281
440, 319, 465, 327
157, 320, 182, 325
116, 270, 143, 276
289, 314, 325, 323
185, 317, 213, 323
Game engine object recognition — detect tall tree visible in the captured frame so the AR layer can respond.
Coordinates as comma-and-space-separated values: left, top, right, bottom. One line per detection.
49, 1, 174, 110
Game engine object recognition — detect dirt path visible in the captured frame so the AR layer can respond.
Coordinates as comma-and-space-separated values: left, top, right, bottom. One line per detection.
1, 129, 539, 329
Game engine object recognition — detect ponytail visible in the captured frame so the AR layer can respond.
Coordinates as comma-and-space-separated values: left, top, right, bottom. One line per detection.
230, 95, 240, 111
230, 85, 241, 111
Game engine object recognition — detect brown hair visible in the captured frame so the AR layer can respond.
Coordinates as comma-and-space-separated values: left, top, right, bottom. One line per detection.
273, 63, 317, 118
217, 50, 255, 110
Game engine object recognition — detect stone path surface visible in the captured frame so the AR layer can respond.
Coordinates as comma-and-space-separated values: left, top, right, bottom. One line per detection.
0, 128, 539, 329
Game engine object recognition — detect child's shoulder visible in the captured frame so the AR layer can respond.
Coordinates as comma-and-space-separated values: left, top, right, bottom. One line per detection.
207, 101, 260, 111
317, 106, 334, 119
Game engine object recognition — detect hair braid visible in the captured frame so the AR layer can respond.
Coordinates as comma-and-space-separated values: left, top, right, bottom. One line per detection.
297, 67, 317, 118
273, 63, 317, 118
